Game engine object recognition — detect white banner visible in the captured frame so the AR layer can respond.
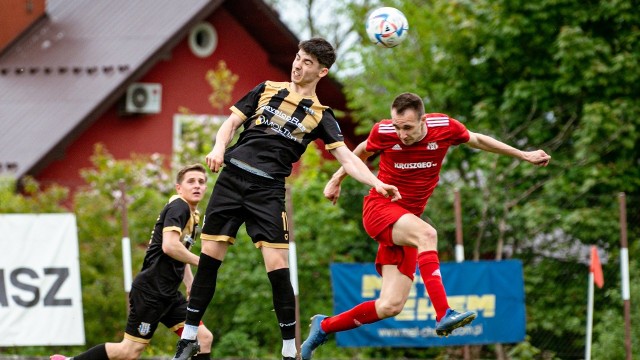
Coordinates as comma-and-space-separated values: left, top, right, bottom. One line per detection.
0, 214, 85, 346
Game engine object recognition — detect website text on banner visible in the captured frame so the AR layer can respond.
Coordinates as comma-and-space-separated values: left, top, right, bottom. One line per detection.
0, 214, 85, 346
330, 260, 525, 347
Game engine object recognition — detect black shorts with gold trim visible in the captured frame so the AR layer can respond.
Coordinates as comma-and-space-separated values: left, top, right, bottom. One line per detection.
201, 165, 289, 249
124, 288, 188, 343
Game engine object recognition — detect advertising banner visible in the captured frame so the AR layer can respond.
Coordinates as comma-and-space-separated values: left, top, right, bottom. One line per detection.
0, 214, 85, 346
331, 260, 525, 347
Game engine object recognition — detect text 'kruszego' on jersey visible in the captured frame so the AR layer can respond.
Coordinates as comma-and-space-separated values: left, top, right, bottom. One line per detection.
133, 195, 199, 298
366, 113, 470, 214
227, 81, 346, 178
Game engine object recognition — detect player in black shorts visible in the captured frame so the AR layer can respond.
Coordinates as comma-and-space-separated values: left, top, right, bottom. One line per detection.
171, 38, 401, 360
51, 164, 213, 360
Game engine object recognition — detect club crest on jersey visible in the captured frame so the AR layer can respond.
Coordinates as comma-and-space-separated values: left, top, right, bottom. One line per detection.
392, 144, 402, 150
138, 322, 151, 336
427, 142, 438, 150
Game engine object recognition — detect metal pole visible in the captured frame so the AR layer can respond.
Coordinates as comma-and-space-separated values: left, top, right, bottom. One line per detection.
494, 206, 507, 360
618, 193, 632, 360
119, 180, 132, 314
453, 189, 471, 360
454, 189, 464, 262
585, 271, 594, 360
285, 185, 301, 351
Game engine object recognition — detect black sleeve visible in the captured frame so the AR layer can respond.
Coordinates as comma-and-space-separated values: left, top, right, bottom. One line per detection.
162, 200, 190, 235
317, 108, 346, 149
230, 82, 266, 119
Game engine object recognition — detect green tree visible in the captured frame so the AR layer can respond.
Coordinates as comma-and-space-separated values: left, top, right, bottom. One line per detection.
0, 176, 68, 213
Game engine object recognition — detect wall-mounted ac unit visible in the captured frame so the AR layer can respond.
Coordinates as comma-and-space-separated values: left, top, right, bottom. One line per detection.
124, 83, 162, 114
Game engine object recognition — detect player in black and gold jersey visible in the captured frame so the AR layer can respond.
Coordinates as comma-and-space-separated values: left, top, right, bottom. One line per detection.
171, 38, 401, 360
52, 164, 213, 360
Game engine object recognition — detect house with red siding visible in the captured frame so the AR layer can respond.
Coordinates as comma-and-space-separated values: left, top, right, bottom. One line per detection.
0, 0, 360, 192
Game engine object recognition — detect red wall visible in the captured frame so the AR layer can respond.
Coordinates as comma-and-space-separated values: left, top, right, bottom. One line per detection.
0, 0, 46, 54
37, 8, 292, 190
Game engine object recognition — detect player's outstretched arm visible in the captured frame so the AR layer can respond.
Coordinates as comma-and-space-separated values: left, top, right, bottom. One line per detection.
466, 131, 551, 167
324, 141, 373, 204
205, 112, 244, 173
330, 145, 401, 202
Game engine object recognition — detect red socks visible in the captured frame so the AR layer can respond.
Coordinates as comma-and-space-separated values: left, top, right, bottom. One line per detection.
418, 250, 449, 321
321, 300, 380, 333
323, 251, 449, 332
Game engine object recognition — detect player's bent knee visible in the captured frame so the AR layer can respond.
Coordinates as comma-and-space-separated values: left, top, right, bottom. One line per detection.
380, 306, 403, 318
198, 327, 214, 347
377, 300, 404, 318
417, 225, 437, 247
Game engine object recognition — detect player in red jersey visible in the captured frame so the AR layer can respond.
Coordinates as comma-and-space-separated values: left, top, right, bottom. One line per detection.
300, 92, 551, 359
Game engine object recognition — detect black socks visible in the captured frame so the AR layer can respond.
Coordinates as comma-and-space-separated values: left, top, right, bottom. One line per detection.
73, 344, 108, 360
267, 268, 296, 340
185, 253, 222, 326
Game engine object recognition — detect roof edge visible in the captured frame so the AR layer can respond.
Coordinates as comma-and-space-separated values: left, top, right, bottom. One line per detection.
25, 0, 226, 178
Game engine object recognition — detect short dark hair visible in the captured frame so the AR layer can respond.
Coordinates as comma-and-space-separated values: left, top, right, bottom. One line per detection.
392, 93, 425, 119
299, 37, 336, 69
176, 163, 207, 184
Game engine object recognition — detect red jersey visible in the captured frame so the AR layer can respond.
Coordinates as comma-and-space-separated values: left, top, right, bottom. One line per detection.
366, 113, 470, 214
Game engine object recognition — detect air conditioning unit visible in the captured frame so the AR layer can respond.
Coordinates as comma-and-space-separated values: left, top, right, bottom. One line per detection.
124, 83, 162, 114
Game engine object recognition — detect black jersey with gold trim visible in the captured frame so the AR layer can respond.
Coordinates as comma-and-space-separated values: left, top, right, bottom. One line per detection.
132, 195, 198, 298
227, 81, 346, 178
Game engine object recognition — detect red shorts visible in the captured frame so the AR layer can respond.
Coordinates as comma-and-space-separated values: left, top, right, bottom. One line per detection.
363, 195, 418, 280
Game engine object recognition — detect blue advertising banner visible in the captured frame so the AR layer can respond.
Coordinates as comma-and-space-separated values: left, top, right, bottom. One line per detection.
330, 260, 525, 347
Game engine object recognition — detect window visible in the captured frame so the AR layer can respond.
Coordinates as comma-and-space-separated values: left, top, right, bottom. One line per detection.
188, 22, 217, 58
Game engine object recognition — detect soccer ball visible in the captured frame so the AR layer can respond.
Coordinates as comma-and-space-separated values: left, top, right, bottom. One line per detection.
365, 7, 409, 48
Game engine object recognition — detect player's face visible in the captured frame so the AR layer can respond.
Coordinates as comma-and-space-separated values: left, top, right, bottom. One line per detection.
176, 170, 207, 207
291, 50, 327, 86
391, 108, 427, 145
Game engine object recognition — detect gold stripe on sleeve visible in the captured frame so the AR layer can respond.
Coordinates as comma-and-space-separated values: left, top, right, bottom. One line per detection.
325, 141, 346, 151
230, 106, 248, 120
163, 226, 182, 235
